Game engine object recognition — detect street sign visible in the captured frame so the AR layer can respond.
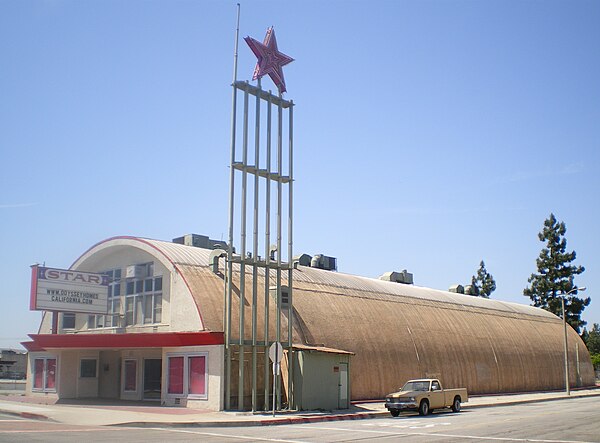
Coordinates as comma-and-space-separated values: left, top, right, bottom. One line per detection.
269, 341, 283, 363
269, 341, 284, 417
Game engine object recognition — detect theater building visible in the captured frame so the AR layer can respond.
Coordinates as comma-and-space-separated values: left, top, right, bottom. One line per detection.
23, 234, 596, 410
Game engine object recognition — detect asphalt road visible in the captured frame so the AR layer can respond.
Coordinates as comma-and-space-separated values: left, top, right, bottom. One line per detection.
0, 396, 598, 442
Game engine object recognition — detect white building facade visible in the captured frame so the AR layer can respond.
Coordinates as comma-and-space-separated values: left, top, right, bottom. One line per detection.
24, 236, 225, 410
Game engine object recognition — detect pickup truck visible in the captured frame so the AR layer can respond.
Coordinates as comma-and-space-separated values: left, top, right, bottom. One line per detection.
385, 378, 468, 417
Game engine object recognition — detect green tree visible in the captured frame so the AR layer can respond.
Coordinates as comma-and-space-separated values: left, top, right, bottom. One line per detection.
584, 323, 600, 355
470, 260, 496, 298
523, 213, 589, 333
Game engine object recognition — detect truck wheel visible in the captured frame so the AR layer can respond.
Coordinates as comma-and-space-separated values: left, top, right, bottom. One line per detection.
452, 397, 461, 413
418, 399, 430, 416
390, 409, 400, 417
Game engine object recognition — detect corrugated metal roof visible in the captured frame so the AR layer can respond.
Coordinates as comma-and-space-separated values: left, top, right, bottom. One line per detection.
136, 237, 552, 320
142, 238, 212, 266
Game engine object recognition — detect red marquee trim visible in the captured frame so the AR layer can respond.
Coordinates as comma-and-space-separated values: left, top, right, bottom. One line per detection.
30, 265, 38, 311
25, 331, 224, 351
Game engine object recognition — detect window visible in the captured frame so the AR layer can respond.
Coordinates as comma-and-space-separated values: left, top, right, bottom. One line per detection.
62, 313, 75, 330
80, 359, 97, 378
188, 356, 206, 395
33, 357, 57, 392
124, 272, 163, 327
91, 265, 162, 329
432, 381, 440, 391
124, 360, 137, 392
166, 354, 207, 399
168, 357, 184, 394
90, 268, 122, 329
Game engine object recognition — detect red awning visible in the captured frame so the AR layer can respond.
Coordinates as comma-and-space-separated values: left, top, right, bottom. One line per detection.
23, 331, 223, 351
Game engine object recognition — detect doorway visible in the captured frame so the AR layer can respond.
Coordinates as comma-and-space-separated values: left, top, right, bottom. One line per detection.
143, 359, 161, 400
338, 363, 348, 409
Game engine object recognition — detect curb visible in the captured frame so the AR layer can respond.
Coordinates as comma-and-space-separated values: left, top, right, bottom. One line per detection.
113, 411, 390, 428
462, 390, 600, 410
3, 391, 600, 428
0, 408, 51, 421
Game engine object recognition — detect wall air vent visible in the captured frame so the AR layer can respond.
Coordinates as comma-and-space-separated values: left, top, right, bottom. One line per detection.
270, 286, 290, 310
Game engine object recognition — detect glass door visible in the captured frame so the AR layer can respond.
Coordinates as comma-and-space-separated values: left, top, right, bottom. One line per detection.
143, 359, 162, 400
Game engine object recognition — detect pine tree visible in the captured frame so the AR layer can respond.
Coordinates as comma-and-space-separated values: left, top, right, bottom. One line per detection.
470, 260, 496, 298
523, 213, 589, 333
584, 323, 600, 355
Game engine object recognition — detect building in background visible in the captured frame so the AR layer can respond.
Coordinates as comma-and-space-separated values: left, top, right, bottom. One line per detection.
23, 234, 595, 410
0, 349, 27, 380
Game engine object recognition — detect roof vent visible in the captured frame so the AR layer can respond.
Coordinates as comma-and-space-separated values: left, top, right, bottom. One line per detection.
292, 254, 312, 267
464, 284, 478, 296
208, 249, 227, 274
173, 234, 227, 250
310, 254, 337, 271
379, 270, 414, 284
449, 284, 464, 294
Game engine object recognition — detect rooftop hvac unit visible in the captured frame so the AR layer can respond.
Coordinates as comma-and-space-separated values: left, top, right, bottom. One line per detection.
449, 284, 464, 294
464, 284, 478, 296
310, 254, 337, 271
172, 233, 228, 250
379, 270, 413, 284
292, 254, 312, 267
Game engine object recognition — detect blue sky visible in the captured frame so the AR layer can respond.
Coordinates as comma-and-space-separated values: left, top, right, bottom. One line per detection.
1, 0, 599, 350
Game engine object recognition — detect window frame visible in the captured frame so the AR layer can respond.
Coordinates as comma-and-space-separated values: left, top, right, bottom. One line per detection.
166, 352, 208, 400
62, 313, 76, 330
32, 356, 58, 393
80, 359, 97, 378
123, 359, 138, 393
89, 268, 122, 330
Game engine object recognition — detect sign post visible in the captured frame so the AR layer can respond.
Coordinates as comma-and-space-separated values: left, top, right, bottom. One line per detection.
269, 341, 283, 416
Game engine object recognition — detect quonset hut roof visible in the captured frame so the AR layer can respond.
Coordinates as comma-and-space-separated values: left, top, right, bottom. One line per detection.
73, 237, 596, 398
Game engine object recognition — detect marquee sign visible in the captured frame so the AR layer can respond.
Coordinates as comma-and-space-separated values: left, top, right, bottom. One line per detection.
30, 265, 109, 314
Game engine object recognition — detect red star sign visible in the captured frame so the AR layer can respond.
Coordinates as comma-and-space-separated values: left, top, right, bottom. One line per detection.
244, 27, 294, 94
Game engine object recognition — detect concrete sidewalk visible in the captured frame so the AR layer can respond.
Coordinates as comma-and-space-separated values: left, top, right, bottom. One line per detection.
1, 388, 599, 428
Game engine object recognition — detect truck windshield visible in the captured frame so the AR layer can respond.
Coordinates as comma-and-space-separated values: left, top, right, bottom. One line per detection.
402, 381, 430, 391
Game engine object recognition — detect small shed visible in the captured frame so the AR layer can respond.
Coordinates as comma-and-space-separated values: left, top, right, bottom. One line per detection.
291, 344, 354, 411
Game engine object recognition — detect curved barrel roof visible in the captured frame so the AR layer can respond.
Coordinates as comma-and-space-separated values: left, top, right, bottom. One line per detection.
76, 237, 596, 397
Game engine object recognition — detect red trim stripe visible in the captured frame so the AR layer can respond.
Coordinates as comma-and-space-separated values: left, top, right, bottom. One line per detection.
30, 265, 38, 311
26, 331, 224, 350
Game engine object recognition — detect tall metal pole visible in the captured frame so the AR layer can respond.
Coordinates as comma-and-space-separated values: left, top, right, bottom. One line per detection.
275, 92, 283, 410
264, 94, 272, 410
225, 3, 241, 411
287, 100, 294, 408
238, 86, 250, 410
251, 78, 261, 412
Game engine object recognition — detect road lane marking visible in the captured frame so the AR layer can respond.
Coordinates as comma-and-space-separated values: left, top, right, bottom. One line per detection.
363, 420, 452, 429
288, 425, 596, 443
147, 427, 309, 443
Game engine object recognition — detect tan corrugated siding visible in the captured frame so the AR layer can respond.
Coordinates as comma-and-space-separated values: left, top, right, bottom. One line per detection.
172, 259, 595, 398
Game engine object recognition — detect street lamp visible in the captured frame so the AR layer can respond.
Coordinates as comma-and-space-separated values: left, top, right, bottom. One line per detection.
562, 286, 586, 395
